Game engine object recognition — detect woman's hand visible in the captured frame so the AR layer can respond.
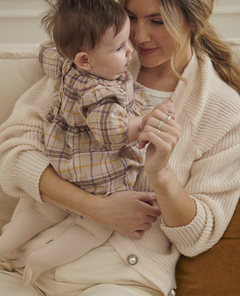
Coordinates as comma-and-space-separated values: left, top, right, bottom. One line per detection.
138, 105, 181, 187
40, 166, 160, 239
89, 191, 160, 239
44, 190, 160, 239
137, 105, 196, 228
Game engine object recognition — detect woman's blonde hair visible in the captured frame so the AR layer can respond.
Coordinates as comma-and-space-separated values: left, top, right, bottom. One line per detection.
119, 0, 240, 94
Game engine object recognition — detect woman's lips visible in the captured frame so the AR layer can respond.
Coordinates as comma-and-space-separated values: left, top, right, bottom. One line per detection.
138, 47, 158, 55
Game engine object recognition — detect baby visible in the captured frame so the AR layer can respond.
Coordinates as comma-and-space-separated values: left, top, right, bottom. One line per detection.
0, 0, 175, 287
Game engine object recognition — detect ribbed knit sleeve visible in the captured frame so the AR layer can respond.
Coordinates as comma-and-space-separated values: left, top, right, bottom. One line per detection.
160, 51, 240, 256
0, 76, 55, 202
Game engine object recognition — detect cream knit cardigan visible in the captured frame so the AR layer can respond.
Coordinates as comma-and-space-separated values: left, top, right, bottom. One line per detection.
0, 49, 240, 296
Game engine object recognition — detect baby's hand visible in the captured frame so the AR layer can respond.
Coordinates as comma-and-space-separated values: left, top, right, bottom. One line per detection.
154, 101, 175, 120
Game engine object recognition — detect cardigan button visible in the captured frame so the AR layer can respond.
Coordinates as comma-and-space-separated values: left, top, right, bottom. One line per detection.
168, 289, 176, 296
127, 254, 138, 265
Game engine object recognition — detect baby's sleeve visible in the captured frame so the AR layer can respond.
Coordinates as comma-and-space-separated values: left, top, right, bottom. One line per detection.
86, 96, 129, 151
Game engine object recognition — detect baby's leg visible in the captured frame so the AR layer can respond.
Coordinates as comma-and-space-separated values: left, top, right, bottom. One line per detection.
23, 223, 112, 286
0, 201, 67, 259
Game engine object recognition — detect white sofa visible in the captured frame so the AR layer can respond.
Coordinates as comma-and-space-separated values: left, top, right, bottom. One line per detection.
0, 40, 240, 295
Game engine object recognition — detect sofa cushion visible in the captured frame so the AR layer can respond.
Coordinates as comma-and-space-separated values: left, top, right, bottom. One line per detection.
0, 48, 45, 125
176, 201, 240, 296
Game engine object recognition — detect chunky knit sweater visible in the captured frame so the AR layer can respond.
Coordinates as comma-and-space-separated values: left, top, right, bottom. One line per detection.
0, 49, 240, 296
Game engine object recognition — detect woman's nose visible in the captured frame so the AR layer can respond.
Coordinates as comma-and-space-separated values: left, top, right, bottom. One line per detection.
133, 23, 151, 44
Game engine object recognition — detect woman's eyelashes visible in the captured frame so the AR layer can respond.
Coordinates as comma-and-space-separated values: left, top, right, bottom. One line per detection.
151, 19, 164, 25
128, 14, 164, 26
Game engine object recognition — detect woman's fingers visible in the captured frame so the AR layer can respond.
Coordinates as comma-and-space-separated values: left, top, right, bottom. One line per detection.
139, 115, 177, 150
137, 108, 181, 183
141, 103, 175, 130
138, 117, 180, 149
131, 230, 145, 239
128, 221, 156, 239
146, 113, 175, 129
91, 191, 161, 239
129, 215, 160, 238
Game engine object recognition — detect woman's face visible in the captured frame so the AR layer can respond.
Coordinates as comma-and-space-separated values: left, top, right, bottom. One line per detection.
124, 0, 192, 72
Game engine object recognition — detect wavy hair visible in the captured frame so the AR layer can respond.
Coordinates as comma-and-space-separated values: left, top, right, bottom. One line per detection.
119, 0, 240, 94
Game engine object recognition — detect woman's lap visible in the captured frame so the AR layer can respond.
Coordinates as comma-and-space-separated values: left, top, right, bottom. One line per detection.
0, 269, 162, 296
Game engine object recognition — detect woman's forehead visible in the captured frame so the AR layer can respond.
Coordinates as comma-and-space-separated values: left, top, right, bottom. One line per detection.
124, 0, 161, 15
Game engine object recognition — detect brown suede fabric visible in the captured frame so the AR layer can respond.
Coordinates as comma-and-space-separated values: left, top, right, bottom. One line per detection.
176, 200, 240, 296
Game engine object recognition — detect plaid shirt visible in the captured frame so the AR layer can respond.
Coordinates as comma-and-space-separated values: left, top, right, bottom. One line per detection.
40, 41, 151, 196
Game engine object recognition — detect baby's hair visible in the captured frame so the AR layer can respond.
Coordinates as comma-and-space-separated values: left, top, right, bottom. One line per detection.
42, 0, 127, 60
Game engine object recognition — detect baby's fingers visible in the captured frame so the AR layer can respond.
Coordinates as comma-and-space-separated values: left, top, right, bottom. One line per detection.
154, 101, 176, 119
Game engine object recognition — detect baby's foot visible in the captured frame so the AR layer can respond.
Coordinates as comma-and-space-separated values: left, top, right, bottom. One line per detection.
22, 251, 45, 286
22, 268, 33, 287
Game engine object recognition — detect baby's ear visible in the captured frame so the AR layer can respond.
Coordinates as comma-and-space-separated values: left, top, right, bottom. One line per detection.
74, 52, 91, 70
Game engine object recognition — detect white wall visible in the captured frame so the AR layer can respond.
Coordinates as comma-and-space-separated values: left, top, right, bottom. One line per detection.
0, 0, 48, 49
0, 0, 240, 50
211, 0, 240, 39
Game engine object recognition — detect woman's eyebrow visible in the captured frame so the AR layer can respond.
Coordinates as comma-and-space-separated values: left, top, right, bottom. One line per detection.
125, 8, 161, 18
146, 13, 161, 17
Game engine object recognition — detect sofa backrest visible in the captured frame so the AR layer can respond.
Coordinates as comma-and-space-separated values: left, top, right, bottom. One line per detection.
0, 49, 45, 126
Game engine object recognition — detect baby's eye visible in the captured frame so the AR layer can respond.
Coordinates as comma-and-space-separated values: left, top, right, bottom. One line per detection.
116, 46, 122, 52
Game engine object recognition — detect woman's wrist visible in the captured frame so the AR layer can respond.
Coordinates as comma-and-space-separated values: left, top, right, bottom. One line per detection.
39, 165, 96, 219
148, 164, 173, 196
150, 165, 197, 227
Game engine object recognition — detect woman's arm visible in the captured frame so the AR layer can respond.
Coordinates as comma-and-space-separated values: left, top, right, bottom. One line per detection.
0, 77, 160, 239
40, 165, 160, 239
138, 102, 240, 255
139, 108, 196, 228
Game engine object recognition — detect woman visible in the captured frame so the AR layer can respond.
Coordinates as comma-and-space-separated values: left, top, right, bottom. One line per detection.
0, 0, 239, 295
